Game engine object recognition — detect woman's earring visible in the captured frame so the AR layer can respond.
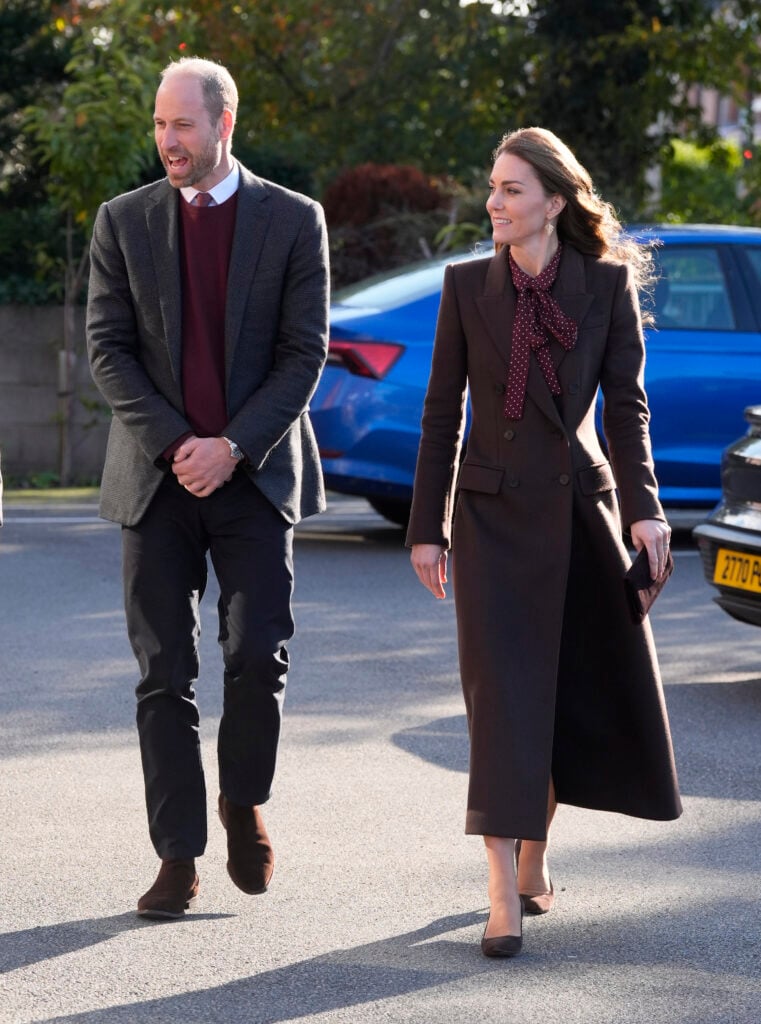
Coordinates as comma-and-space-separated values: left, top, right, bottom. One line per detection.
545, 220, 555, 236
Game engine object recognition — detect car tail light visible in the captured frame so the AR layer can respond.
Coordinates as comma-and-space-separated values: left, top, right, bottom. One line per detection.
326, 339, 404, 379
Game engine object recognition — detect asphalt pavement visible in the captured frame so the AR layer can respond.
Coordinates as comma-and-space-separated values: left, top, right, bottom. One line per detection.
0, 493, 759, 1023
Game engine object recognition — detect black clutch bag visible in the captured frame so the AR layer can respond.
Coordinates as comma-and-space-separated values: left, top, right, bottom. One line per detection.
624, 546, 674, 624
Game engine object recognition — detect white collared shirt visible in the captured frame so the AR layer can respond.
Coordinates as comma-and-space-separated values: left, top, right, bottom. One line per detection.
180, 161, 240, 206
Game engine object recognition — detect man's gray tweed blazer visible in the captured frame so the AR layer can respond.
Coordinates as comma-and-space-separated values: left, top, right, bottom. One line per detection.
87, 163, 330, 527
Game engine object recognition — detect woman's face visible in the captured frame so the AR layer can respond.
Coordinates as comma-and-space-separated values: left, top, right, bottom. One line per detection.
486, 152, 558, 251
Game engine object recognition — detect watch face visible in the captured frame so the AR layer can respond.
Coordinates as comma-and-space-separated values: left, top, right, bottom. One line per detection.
226, 439, 244, 460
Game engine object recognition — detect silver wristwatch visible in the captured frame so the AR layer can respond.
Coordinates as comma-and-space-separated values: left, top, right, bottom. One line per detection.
223, 437, 245, 461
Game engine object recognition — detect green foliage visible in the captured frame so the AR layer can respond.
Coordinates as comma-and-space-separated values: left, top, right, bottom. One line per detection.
26, 59, 153, 234
12, 1, 193, 305
24, 3, 188, 237
657, 138, 761, 225
434, 220, 488, 250
703, 2, 761, 110
232, 139, 316, 196
180, 0, 525, 187
0, 275, 59, 305
0, 0, 73, 195
0, 1, 74, 300
0, 198, 65, 301
515, 0, 717, 218
20, 471, 61, 489
4, 0, 761, 301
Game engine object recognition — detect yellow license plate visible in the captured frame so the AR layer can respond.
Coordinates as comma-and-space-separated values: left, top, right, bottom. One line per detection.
713, 548, 761, 594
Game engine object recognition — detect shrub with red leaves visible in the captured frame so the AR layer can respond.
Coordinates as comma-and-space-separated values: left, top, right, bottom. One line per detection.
323, 163, 457, 287
323, 163, 449, 227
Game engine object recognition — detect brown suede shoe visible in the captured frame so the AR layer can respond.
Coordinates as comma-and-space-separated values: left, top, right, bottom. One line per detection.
218, 794, 274, 894
137, 858, 199, 919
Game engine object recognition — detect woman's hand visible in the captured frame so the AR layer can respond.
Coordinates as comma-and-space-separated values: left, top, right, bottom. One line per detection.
630, 518, 672, 581
411, 543, 448, 599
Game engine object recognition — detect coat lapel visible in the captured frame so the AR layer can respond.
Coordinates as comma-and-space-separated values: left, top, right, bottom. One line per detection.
145, 181, 183, 386
224, 166, 272, 378
551, 244, 595, 369
475, 247, 514, 365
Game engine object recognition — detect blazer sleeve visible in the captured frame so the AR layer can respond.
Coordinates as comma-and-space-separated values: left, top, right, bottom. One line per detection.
405, 263, 469, 549
87, 201, 192, 464
599, 261, 665, 529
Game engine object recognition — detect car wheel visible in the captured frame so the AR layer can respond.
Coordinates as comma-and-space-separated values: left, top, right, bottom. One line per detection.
367, 496, 411, 527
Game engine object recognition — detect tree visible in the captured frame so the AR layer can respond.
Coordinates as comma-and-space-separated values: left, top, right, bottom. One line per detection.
514, 0, 718, 218
657, 137, 752, 223
0, 0, 74, 303
23, 0, 191, 483
706, 1, 761, 196
171, 0, 526, 187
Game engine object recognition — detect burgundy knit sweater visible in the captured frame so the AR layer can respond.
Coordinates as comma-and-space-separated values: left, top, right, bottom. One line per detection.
178, 193, 238, 438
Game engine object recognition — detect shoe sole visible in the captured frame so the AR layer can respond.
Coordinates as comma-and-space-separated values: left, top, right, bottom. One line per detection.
137, 894, 199, 919
481, 942, 523, 958
226, 864, 270, 895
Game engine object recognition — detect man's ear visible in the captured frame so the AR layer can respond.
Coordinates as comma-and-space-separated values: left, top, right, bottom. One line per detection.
219, 109, 234, 141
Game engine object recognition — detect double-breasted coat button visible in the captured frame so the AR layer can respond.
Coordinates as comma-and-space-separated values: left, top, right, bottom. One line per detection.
504, 429, 516, 441
568, 383, 580, 395
558, 473, 571, 485
495, 383, 506, 394
507, 477, 520, 488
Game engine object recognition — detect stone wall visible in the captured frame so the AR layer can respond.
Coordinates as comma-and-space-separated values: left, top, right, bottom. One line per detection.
0, 306, 109, 481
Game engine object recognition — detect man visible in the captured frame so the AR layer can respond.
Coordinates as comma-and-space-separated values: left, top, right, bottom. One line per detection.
87, 57, 329, 918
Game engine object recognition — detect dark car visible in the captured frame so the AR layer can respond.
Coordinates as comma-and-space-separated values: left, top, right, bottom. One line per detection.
311, 225, 761, 525
693, 405, 761, 626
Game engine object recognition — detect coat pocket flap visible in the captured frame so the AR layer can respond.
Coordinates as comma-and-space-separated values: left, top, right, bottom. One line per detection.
577, 462, 615, 495
457, 462, 505, 494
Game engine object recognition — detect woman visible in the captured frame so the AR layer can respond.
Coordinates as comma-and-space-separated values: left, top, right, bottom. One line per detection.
407, 127, 681, 959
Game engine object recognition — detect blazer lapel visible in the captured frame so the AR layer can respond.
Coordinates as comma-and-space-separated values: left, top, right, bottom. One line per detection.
146, 182, 183, 385
224, 166, 272, 377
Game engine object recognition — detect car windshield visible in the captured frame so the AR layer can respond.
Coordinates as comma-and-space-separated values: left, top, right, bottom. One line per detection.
334, 247, 492, 311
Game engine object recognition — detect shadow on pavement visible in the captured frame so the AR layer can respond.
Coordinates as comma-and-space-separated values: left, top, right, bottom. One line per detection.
0, 911, 235, 975
21, 911, 491, 1024
26, 896, 761, 1023
392, 715, 469, 775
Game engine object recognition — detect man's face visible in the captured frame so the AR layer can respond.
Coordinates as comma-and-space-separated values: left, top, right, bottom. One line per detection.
153, 74, 226, 191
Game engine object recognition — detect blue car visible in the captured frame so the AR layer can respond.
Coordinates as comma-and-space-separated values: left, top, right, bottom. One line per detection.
311, 225, 761, 525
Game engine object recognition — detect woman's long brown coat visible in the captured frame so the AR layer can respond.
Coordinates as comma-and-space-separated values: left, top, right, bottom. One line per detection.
406, 245, 682, 840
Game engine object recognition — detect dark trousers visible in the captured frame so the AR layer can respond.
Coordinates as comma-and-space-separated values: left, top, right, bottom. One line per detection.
121, 472, 294, 860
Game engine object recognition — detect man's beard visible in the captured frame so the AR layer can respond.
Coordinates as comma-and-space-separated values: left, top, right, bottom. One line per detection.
163, 135, 220, 188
